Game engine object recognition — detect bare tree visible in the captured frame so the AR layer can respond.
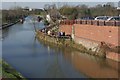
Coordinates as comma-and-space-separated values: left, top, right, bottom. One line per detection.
106, 2, 115, 7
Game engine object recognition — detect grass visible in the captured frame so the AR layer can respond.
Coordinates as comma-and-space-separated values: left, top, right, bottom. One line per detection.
0, 59, 2, 79
36, 31, 108, 58
1, 60, 27, 80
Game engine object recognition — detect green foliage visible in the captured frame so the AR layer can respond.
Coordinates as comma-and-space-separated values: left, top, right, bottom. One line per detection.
2, 8, 28, 24
59, 6, 78, 20
59, 3, 119, 19
2, 60, 27, 79
90, 5, 118, 17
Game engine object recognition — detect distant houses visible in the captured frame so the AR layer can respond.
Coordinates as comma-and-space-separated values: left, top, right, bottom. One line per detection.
23, 7, 44, 12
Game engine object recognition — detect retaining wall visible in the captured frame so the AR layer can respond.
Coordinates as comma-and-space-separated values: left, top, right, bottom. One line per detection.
59, 22, 120, 61
74, 24, 119, 47
59, 24, 119, 46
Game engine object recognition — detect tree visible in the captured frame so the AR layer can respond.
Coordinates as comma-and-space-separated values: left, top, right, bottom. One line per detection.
106, 2, 115, 7
80, 4, 88, 9
44, 4, 50, 14
59, 5, 78, 20
96, 4, 102, 8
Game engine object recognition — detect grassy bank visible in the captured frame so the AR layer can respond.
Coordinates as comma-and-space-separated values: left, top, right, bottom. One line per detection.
36, 31, 106, 58
0, 59, 2, 79
1, 60, 27, 80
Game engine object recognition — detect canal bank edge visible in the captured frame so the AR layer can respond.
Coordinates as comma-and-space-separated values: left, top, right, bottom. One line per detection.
1, 18, 23, 30
2, 60, 27, 80
36, 31, 107, 59
1, 19, 27, 79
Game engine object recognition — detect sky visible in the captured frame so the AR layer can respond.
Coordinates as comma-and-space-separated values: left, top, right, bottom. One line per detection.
1, 1, 120, 9
1, 0, 120, 2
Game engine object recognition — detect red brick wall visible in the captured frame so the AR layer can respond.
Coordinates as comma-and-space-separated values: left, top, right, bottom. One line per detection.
59, 24, 119, 46
74, 24, 119, 46
59, 25, 72, 35
59, 24, 120, 61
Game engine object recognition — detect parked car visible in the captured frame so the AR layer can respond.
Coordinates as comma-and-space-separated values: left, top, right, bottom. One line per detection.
107, 16, 120, 21
80, 17, 94, 20
94, 16, 110, 20
76, 17, 94, 20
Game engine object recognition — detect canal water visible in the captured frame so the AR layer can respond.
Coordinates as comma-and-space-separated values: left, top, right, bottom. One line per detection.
2, 16, 119, 78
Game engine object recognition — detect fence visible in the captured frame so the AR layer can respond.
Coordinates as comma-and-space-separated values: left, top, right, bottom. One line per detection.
60, 20, 120, 26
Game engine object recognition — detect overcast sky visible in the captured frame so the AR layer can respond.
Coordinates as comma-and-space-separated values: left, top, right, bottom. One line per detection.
2, 1, 119, 9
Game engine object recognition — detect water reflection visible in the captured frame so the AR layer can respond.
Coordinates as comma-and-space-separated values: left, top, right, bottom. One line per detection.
2, 28, 9, 40
3, 16, 86, 78
31, 36, 37, 57
2, 16, 119, 78
39, 39, 119, 78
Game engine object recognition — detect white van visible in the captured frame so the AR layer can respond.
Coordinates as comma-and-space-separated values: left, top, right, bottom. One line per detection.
94, 16, 110, 20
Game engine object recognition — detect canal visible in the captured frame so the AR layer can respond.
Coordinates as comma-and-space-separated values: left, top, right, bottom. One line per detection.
2, 16, 119, 78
